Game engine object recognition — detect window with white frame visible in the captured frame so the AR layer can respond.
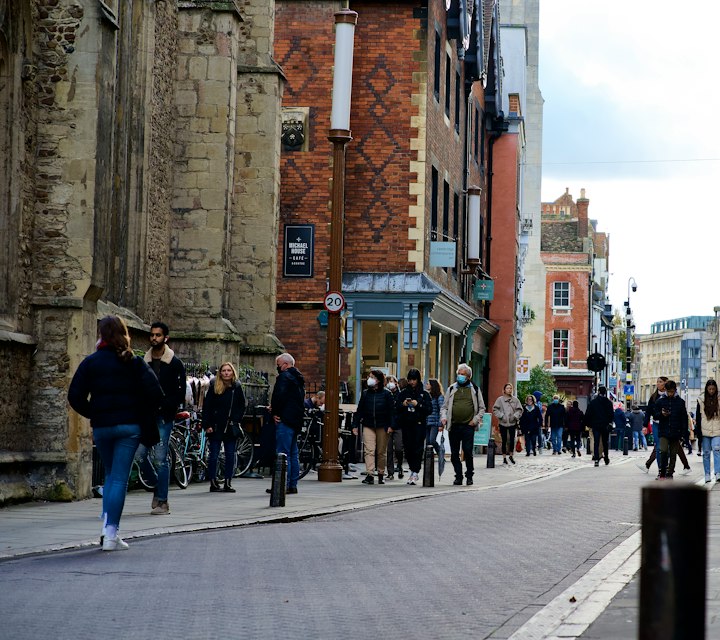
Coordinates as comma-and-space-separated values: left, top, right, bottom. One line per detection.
553, 281, 570, 307
552, 330, 569, 367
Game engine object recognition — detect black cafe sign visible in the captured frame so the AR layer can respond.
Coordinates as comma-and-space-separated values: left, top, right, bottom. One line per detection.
283, 224, 314, 277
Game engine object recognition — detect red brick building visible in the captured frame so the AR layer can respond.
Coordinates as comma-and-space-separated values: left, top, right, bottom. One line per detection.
275, 0, 507, 400
540, 189, 607, 402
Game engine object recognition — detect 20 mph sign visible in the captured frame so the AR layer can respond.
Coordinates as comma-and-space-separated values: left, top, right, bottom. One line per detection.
323, 292, 345, 313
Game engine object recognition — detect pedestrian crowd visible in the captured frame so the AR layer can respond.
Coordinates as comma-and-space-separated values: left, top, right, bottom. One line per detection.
68, 315, 719, 552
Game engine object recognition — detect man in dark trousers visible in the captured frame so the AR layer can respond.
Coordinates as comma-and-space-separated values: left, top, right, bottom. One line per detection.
140, 321, 186, 515
544, 394, 566, 455
269, 352, 305, 494
584, 386, 614, 467
655, 379, 688, 479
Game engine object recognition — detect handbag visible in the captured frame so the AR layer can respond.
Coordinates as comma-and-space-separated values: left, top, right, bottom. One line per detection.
515, 439, 523, 453
226, 387, 242, 439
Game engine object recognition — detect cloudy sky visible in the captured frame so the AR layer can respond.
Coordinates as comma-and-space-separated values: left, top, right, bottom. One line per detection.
537, 1, 720, 333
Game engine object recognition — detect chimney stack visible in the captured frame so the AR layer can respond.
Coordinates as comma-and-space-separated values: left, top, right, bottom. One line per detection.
576, 188, 589, 238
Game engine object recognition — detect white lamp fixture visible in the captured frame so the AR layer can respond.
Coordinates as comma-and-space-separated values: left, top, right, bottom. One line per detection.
467, 186, 481, 263
330, 10, 358, 132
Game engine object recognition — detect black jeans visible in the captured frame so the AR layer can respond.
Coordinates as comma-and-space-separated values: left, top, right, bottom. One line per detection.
499, 426, 517, 457
568, 431, 583, 453
402, 424, 426, 474
593, 427, 609, 462
449, 424, 475, 480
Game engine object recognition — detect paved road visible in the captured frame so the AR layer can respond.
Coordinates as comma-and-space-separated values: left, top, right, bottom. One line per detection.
1, 460, 658, 640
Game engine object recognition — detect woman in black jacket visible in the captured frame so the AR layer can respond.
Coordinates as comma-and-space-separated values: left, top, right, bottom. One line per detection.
203, 362, 247, 492
396, 368, 432, 485
68, 315, 163, 552
352, 369, 395, 485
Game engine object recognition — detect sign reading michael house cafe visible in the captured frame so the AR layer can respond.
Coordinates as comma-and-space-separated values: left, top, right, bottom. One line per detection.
283, 224, 314, 277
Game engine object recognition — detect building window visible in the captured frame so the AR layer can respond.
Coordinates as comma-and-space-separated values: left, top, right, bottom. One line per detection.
442, 180, 450, 241
553, 330, 569, 367
445, 53, 451, 117
452, 191, 460, 275
431, 167, 438, 240
454, 67, 461, 133
473, 104, 479, 161
434, 31, 441, 101
553, 282, 570, 308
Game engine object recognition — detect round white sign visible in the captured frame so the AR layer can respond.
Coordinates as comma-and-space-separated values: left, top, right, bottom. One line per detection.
323, 291, 345, 313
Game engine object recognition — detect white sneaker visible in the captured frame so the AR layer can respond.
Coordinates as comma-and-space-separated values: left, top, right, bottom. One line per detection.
102, 535, 129, 552
680, 467, 691, 476
635, 461, 650, 474
407, 473, 417, 485
342, 472, 357, 480
706, 475, 712, 483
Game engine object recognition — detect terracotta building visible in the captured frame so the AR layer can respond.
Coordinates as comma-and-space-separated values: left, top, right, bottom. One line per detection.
274, 0, 508, 399
540, 188, 609, 405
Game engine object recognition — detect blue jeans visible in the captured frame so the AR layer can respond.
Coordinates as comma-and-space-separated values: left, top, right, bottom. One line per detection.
525, 429, 538, 454
632, 430, 647, 450
550, 427, 563, 453
426, 425, 440, 456
208, 437, 236, 481
702, 435, 720, 479
136, 419, 173, 501
94, 424, 141, 528
276, 421, 299, 489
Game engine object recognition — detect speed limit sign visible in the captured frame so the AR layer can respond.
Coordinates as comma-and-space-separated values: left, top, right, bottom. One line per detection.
323, 291, 345, 313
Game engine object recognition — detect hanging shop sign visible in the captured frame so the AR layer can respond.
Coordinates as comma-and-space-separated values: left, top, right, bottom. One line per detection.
283, 224, 314, 277
429, 241, 457, 267
473, 278, 494, 301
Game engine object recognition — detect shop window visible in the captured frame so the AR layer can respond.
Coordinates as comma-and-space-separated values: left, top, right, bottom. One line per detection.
442, 179, 449, 241
553, 330, 569, 368
445, 52, 451, 117
454, 67, 460, 133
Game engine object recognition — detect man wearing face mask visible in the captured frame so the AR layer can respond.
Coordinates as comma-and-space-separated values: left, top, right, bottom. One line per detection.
384, 375, 404, 480
440, 363, 486, 486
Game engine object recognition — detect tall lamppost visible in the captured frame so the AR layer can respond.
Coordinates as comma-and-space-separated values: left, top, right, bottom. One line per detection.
625, 277, 637, 404
318, 9, 357, 483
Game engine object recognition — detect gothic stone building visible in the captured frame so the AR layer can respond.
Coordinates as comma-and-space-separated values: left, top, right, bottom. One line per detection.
0, 0, 284, 503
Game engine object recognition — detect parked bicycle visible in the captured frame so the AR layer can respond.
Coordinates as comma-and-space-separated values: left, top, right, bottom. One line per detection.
297, 409, 351, 479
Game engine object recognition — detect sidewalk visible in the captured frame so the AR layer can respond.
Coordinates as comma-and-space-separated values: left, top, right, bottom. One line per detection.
0, 450, 586, 560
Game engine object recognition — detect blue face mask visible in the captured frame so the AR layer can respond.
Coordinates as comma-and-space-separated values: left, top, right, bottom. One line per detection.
457, 374, 467, 385
553, 399, 559, 404
526, 404, 534, 411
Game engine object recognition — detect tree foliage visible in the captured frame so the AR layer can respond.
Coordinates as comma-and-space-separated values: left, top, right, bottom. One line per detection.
517, 365, 558, 405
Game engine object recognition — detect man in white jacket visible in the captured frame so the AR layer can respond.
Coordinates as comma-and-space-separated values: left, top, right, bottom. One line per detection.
440, 363, 486, 485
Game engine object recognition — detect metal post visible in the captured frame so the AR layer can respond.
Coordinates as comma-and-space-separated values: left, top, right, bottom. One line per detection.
422, 445, 435, 487
486, 438, 496, 468
269, 453, 287, 507
319, 9, 358, 483
639, 485, 707, 639
623, 435, 629, 455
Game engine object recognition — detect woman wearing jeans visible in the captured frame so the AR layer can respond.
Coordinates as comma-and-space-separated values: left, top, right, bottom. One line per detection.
69, 315, 163, 551
203, 362, 247, 493
696, 379, 720, 484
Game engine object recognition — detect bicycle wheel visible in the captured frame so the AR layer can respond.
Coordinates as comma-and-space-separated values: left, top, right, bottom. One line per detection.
136, 457, 157, 492
234, 430, 254, 476
298, 442, 317, 480
170, 438, 190, 489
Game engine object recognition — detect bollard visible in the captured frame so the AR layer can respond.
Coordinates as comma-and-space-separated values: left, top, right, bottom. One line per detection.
639, 485, 707, 640
422, 445, 435, 487
486, 438, 496, 468
623, 435, 629, 456
586, 435, 591, 456
269, 453, 287, 507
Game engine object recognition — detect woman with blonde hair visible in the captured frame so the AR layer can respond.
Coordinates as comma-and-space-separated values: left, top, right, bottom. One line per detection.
203, 362, 247, 492
69, 315, 163, 551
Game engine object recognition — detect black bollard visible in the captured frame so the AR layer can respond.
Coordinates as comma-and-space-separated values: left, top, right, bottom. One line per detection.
269, 453, 287, 507
639, 485, 707, 640
623, 435, 629, 456
586, 435, 591, 456
486, 438, 496, 468
422, 445, 435, 487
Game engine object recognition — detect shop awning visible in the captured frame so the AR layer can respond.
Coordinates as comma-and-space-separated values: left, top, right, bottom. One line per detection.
342, 272, 495, 348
